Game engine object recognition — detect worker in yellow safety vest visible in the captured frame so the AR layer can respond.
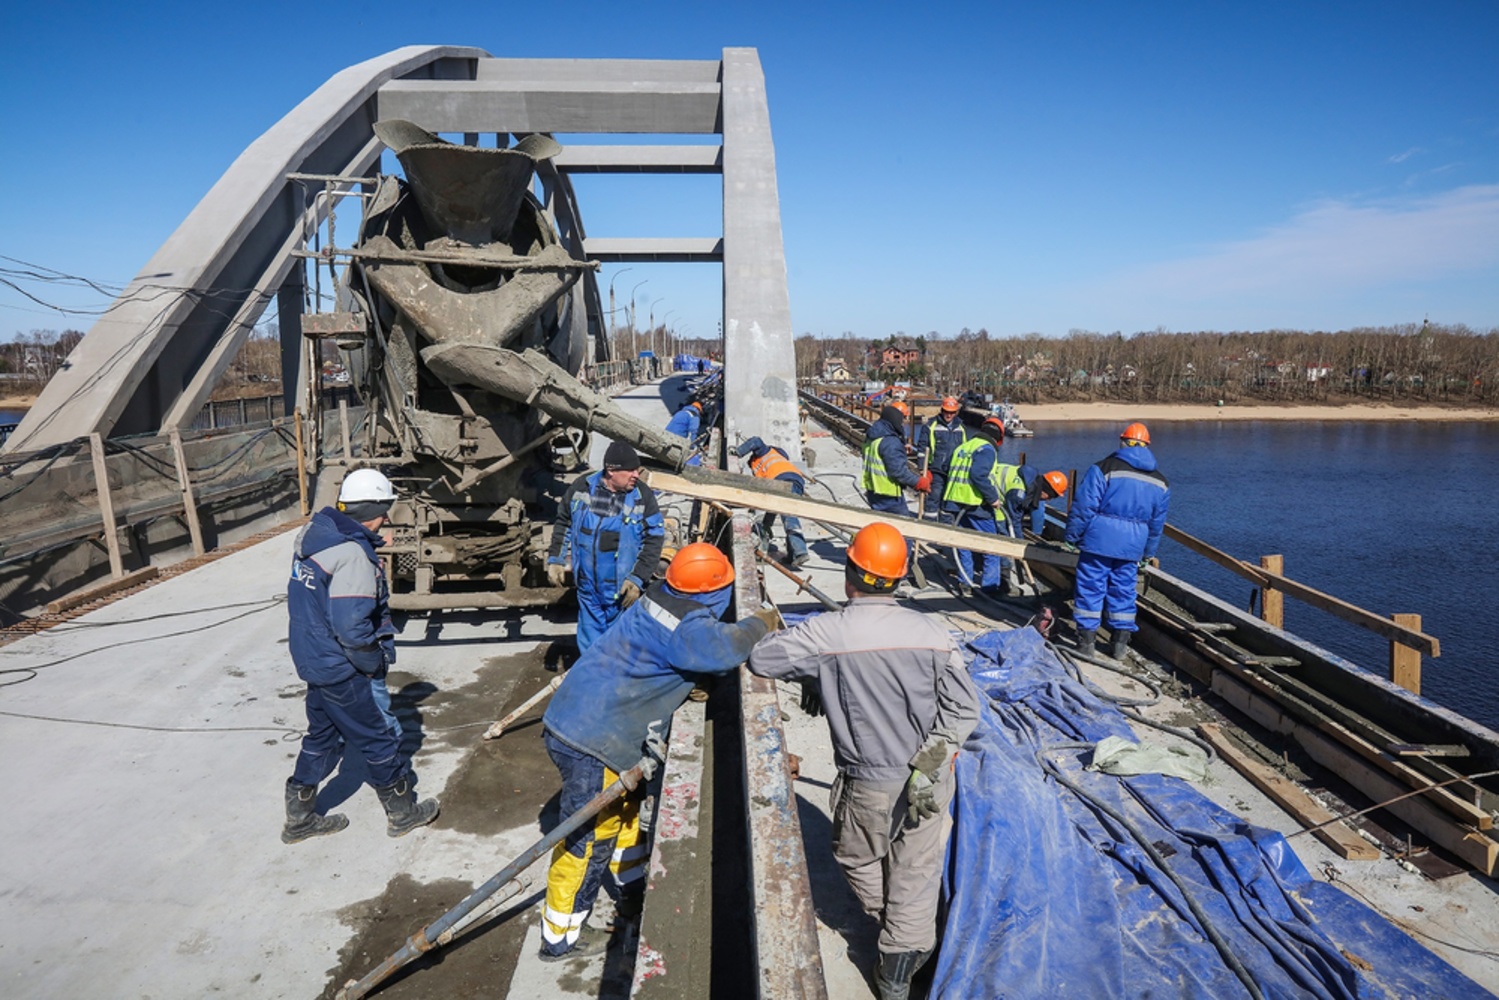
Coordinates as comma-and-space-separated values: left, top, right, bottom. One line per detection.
940, 417, 1016, 597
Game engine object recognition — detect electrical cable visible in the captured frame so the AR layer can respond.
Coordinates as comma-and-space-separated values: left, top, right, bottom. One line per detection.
0, 597, 285, 689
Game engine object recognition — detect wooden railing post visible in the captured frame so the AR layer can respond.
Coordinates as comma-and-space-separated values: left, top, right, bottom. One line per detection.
88, 432, 125, 579
1259, 554, 1284, 628
1390, 613, 1422, 695
169, 429, 206, 557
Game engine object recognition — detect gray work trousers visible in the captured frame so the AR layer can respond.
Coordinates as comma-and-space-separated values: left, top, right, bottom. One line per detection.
829, 763, 955, 954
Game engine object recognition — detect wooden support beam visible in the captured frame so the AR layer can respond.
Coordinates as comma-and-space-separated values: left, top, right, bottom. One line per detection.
338, 398, 353, 461
1259, 554, 1283, 628
1164, 523, 1438, 656
88, 432, 125, 579
169, 429, 206, 557
1198, 723, 1379, 861
1391, 613, 1422, 695
645, 468, 1078, 569
45, 567, 160, 614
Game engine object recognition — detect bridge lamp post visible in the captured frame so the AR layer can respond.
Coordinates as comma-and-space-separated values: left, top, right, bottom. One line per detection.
607, 268, 633, 355
628, 280, 649, 358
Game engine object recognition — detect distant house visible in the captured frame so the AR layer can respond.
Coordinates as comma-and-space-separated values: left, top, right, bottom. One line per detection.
876, 338, 921, 374
822, 356, 853, 381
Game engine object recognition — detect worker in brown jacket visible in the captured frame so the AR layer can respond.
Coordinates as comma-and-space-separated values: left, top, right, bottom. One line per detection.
747, 522, 980, 1000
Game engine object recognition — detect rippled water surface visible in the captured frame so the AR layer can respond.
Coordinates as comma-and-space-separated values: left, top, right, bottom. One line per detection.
1013, 420, 1499, 730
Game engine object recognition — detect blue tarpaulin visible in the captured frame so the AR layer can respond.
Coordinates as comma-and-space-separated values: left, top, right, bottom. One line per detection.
932, 627, 1489, 999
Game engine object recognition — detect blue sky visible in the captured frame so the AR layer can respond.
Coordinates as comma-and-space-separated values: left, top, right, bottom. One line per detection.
2, 1, 1495, 346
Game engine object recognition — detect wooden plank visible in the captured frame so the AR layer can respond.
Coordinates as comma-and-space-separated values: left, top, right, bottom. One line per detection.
1164, 523, 1438, 656
1390, 613, 1422, 695
646, 468, 1079, 569
338, 399, 353, 461
1212, 669, 1491, 830
169, 429, 206, 557
1295, 725, 1499, 876
1259, 554, 1284, 628
1199, 723, 1379, 860
45, 567, 160, 614
88, 432, 125, 579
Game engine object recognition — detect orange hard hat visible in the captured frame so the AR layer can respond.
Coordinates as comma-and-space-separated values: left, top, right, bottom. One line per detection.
689, 400, 703, 411
665, 542, 734, 593
846, 522, 908, 590
982, 416, 1006, 440
892, 400, 910, 417
1120, 422, 1150, 445
941, 396, 960, 413
1042, 470, 1069, 497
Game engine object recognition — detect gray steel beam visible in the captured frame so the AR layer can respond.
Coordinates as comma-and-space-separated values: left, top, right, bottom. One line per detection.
6, 45, 487, 453
720, 49, 801, 465
474, 57, 721, 85
555, 145, 723, 173
582, 238, 724, 263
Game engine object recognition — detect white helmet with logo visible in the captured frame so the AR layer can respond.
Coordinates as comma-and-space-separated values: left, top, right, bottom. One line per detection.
338, 468, 396, 504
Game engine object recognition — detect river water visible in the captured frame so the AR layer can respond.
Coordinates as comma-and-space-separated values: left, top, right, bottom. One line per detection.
1012, 420, 1499, 731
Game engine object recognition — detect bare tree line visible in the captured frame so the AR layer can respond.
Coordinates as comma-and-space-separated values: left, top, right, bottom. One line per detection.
795, 322, 1499, 405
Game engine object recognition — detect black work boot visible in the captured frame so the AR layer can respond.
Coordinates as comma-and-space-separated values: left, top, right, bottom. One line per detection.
1110, 630, 1131, 660
1076, 628, 1097, 658
281, 778, 348, 844
875, 949, 932, 1000
374, 773, 440, 837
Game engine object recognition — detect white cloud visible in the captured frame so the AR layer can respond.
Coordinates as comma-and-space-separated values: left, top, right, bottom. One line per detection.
1097, 184, 1499, 304
1387, 146, 1425, 164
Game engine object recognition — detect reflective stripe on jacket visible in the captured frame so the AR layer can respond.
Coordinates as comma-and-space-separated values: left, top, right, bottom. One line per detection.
862, 438, 899, 496
943, 436, 999, 509
861, 418, 915, 496
1063, 446, 1170, 561
922, 416, 968, 475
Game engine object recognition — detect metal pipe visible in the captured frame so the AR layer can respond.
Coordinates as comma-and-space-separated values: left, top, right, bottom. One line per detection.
482, 675, 563, 740
334, 748, 661, 1000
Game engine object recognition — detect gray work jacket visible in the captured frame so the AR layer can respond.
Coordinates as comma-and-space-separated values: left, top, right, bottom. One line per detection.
748, 596, 980, 783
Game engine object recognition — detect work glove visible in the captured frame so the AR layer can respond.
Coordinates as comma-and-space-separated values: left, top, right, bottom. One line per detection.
907, 738, 951, 823
915, 471, 933, 494
906, 768, 940, 824
1060, 541, 1079, 554
1137, 558, 1153, 572
546, 563, 568, 588
799, 679, 824, 717
618, 579, 642, 608
748, 606, 782, 633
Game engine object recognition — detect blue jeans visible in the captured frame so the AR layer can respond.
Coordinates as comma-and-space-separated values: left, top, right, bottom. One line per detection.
866, 492, 911, 519
952, 508, 1002, 589
762, 479, 808, 560
292, 671, 405, 788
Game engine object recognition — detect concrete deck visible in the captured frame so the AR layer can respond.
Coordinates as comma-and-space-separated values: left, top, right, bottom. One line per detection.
2, 379, 1496, 998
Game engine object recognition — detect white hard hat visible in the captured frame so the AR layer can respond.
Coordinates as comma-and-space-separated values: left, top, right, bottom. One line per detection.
338, 468, 396, 503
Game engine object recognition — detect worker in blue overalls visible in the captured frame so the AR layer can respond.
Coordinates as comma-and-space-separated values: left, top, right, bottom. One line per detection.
735, 435, 811, 568
548, 441, 666, 651
915, 396, 967, 522
664, 399, 703, 465
1064, 423, 1170, 660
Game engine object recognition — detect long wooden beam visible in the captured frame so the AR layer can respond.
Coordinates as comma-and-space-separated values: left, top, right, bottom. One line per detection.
1163, 523, 1438, 657
646, 468, 1079, 569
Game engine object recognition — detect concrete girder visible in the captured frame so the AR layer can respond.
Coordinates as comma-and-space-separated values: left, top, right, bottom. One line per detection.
5, 45, 488, 453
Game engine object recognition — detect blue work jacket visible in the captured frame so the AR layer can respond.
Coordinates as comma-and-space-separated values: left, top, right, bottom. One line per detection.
1064, 446, 1170, 561
918, 414, 968, 476
287, 508, 395, 686
543, 581, 771, 773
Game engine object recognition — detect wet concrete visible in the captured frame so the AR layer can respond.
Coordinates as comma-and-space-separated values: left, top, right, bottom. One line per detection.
319, 872, 536, 1000
319, 642, 571, 998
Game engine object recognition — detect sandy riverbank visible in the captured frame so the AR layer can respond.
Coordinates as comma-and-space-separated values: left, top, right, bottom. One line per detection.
1019, 401, 1499, 423
0, 395, 36, 411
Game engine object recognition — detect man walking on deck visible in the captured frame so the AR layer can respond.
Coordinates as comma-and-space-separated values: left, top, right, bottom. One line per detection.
1064, 422, 1170, 660
915, 396, 967, 521
941, 417, 1015, 597
548, 442, 665, 651
862, 404, 920, 518
735, 435, 811, 567
282, 469, 439, 844
539, 544, 777, 961
748, 522, 979, 1000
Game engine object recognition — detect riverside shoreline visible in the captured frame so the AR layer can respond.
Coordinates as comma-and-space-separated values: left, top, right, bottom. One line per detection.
1021, 401, 1499, 423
